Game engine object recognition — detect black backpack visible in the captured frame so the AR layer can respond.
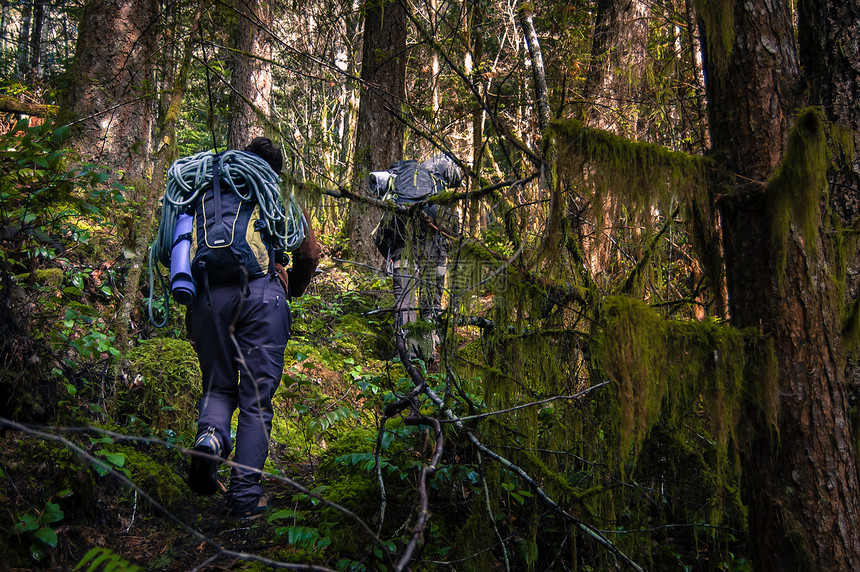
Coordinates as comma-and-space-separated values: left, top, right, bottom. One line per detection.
390, 159, 443, 201
372, 160, 442, 258
189, 156, 276, 286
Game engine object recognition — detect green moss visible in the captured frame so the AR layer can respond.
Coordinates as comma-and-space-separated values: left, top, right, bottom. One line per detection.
830, 121, 856, 168
32, 268, 64, 286
842, 296, 860, 356
447, 503, 498, 570
311, 472, 380, 560
767, 108, 828, 282
549, 119, 707, 205
548, 118, 722, 295
600, 296, 746, 459
116, 338, 201, 443
694, 0, 735, 71
116, 446, 187, 506
741, 330, 779, 434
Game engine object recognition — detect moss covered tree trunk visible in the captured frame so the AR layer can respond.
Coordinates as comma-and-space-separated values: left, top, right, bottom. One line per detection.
115, 5, 202, 350
700, 0, 860, 569
60, 0, 159, 343
346, 0, 406, 263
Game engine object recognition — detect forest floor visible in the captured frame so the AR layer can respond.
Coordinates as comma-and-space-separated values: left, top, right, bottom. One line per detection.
1, 269, 404, 571
1, 359, 365, 572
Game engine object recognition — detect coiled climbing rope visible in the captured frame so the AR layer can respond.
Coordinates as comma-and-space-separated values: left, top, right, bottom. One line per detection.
147, 150, 308, 327
151, 150, 306, 267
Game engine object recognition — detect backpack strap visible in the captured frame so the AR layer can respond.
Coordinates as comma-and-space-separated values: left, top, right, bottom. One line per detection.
208, 155, 228, 247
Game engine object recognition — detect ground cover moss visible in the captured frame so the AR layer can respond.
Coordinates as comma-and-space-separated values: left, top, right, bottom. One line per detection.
116, 337, 201, 443
114, 445, 187, 507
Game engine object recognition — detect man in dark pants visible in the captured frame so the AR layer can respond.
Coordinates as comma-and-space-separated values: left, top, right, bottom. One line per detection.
186, 137, 319, 519
382, 154, 462, 369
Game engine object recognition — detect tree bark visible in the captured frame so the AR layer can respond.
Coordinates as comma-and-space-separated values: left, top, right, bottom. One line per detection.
580, 0, 649, 277
518, 3, 549, 134
226, 0, 273, 149
59, 0, 157, 184
27, 0, 45, 81
798, 0, 860, 225
115, 3, 202, 349
346, 0, 407, 263
700, 0, 860, 569
582, 0, 649, 136
467, 0, 484, 236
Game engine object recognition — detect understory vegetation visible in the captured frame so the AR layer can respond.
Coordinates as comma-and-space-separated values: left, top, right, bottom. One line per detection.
0, 118, 761, 572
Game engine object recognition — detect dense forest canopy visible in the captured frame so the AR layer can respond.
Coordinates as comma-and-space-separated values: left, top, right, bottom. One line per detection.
1, 0, 859, 570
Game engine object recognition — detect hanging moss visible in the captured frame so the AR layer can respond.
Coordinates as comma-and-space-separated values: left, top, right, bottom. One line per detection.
842, 296, 860, 356
767, 107, 828, 282
549, 119, 708, 214
601, 296, 670, 455
547, 118, 723, 301
447, 500, 498, 570
830, 121, 856, 169
600, 296, 747, 460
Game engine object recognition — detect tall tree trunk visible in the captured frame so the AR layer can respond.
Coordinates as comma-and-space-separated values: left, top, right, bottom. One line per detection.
798, 0, 860, 537
27, 0, 44, 81
798, 0, 860, 225
157, 0, 179, 128
226, 0, 273, 149
59, 0, 158, 344
59, 0, 157, 184
429, 0, 440, 115
583, 0, 649, 136
700, 0, 860, 569
467, 0, 484, 236
116, 3, 202, 350
518, 3, 549, 134
347, 0, 407, 263
16, 0, 32, 80
580, 0, 649, 277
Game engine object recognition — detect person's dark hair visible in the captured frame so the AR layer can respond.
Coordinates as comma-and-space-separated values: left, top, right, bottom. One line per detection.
244, 137, 283, 175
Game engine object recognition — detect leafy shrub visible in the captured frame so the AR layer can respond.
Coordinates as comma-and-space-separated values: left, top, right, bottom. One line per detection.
0, 118, 127, 422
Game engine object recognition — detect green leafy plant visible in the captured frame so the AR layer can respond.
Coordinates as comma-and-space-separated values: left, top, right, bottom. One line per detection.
1, 118, 128, 419
87, 436, 132, 478
268, 509, 333, 551
75, 547, 142, 572
11, 499, 64, 562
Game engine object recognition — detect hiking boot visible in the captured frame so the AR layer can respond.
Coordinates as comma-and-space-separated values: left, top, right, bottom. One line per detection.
188, 427, 222, 496
230, 493, 270, 521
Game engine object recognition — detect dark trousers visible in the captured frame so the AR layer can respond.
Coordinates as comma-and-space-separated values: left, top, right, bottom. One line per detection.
189, 274, 291, 509
391, 234, 447, 360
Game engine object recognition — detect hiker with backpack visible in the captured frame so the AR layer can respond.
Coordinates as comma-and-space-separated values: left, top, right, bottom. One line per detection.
370, 154, 463, 370
150, 137, 320, 519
